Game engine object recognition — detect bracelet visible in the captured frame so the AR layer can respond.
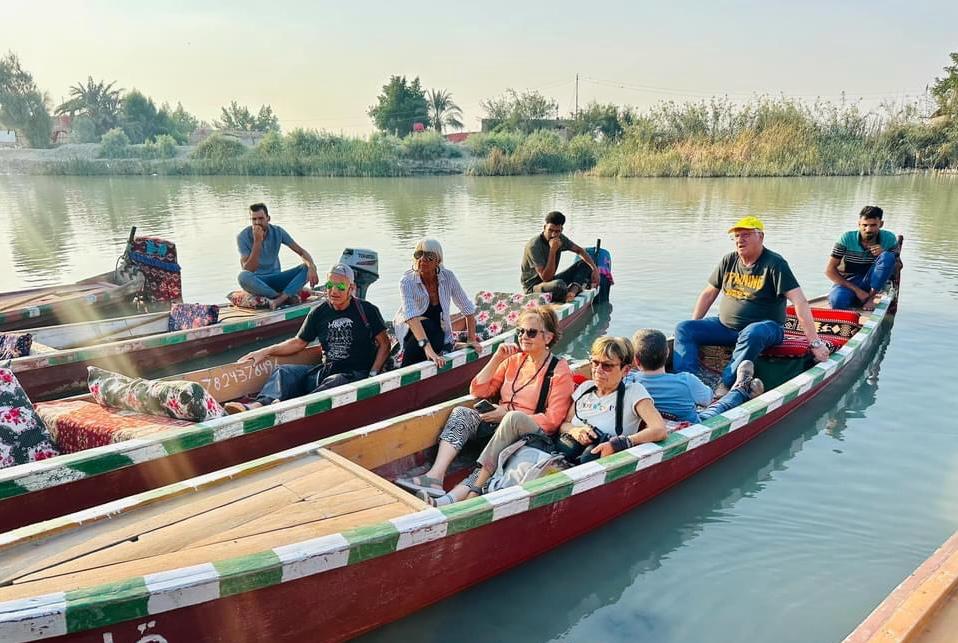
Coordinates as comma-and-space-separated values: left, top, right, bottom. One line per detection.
609, 436, 632, 452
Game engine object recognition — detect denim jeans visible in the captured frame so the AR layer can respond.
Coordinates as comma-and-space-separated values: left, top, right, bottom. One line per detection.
238, 264, 308, 298
673, 317, 784, 387
827, 251, 897, 309
255, 363, 365, 405
527, 262, 593, 300
698, 387, 750, 421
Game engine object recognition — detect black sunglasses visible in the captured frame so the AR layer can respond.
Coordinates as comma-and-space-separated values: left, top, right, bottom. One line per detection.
516, 327, 542, 339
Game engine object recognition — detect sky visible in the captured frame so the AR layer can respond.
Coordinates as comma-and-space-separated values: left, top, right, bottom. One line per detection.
3, 1, 956, 135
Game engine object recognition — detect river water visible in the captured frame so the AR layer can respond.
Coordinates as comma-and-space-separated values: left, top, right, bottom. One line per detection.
1, 174, 956, 642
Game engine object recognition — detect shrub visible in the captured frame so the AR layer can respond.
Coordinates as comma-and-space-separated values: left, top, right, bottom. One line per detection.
191, 133, 247, 161
255, 131, 285, 156
464, 131, 524, 156
67, 115, 98, 144
285, 129, 343, 156
99, 128, 132, 158
401, 131, 449, 160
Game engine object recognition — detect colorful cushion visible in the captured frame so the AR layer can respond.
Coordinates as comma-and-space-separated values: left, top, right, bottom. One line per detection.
130, 236, 182, 304
88, 366, 226, 422
168, 303, 220, 332
35, 399, 194, 453
0, 333, 32, 360
763, 307, 862, 358
226, 289, 309, 309
472, 291, 552, 338
0, 367, 59, 468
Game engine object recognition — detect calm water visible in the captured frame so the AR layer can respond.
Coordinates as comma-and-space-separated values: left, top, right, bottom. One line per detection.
1, 174, 957, 642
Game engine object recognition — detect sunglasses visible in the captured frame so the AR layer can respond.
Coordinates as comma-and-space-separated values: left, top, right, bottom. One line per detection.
515, 327, 543, 339
413, 251, 439, 262
590, 358, 621, 372
325, 281, 349, 292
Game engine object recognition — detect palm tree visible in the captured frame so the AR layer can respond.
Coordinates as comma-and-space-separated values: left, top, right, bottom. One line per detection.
427, 89, 464, 134
55, 77, 123, 136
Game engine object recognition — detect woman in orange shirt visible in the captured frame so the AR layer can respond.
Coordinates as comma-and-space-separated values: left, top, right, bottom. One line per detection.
396, 306, 574, 505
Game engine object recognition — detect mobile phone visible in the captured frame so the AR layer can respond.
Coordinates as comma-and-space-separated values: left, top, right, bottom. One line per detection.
474, 399, 496, 414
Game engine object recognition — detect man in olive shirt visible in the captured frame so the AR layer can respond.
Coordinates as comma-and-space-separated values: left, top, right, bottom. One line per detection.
520, 211, 599, 302
673, 216, 830, 392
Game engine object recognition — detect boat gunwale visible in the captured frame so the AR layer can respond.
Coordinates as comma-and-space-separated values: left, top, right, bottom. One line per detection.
0, 289, 597, 496
0, 272, 136, 329
0, 286, 893, 641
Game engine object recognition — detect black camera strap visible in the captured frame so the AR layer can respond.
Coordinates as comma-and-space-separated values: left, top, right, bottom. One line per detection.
533, 355, 560, 415
574, 381, 627, 436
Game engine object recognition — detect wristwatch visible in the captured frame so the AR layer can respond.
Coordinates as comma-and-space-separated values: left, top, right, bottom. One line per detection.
417, 338, 428, 348
809, 339, 826, 350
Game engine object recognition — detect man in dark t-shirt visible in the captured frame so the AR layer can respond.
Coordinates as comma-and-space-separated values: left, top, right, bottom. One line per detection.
520, 211, 599, 302
224, 263, 390, 413
673, 216, 830, 392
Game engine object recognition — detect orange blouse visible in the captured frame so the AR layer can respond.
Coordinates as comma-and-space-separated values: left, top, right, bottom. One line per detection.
469, 352, 574, 433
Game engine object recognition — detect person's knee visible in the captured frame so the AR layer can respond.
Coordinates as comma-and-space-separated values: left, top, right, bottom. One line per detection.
315, 373, 350, 391
675, 319, 695, 341
829, 287, 851, 309
738, 321, 778, 343
238, 271, 257, 288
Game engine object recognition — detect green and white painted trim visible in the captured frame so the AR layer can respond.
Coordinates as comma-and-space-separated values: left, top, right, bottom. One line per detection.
0, 289, 596, 503
11, 299, 317, 372
0, 287, 892, 642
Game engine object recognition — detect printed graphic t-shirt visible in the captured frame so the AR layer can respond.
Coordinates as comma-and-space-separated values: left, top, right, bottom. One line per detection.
709, 248, 800, 330
296, 299, 386, 374
237, 224, 295, 276
520, 233, 574, 290
570, 380, 651, 437
831, 229, 897, 279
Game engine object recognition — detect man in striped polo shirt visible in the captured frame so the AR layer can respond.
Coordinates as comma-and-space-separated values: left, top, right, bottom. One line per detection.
826, 206, 899, 310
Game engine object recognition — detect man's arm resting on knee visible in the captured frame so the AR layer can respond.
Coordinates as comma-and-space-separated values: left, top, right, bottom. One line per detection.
287, 241, 318, 286
785, 288, 829, 362
691, 285, 720, 320
568, 241, 600, 286
825, 257, 869, 300
370, 330, 390, 374
241, 337, 310, 364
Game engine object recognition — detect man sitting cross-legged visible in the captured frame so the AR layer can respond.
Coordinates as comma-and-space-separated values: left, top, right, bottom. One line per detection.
626, 329, 764, 424
225, 263, 389, 414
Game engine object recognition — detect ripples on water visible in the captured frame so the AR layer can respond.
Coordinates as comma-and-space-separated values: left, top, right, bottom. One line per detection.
1, 174, 957, 642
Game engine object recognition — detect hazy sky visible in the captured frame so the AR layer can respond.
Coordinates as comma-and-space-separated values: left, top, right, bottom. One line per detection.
3, 1, 956, 134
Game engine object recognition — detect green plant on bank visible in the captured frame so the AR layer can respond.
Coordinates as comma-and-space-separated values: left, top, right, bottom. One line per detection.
469, 130, 601, 175
191, 133, 246, 161
98, 127, 130, 158
0, 53, 53, 148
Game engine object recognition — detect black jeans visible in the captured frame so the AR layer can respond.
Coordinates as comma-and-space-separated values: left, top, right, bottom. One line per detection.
401, 316, 450, 366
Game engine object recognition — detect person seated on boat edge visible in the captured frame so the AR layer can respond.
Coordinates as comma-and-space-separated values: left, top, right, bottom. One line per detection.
520, 210, 600, 303
557, 336, 666, 463
672, 215, 830, 396
224, 263, 389, 414
627, 329, 764, 425
237, 202, 320, 310
394, 305, 574, 505
393, 238, 482, 369
825, 205, 900, 311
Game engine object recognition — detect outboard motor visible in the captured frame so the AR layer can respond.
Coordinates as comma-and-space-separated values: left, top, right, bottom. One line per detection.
339, 248, 379, 299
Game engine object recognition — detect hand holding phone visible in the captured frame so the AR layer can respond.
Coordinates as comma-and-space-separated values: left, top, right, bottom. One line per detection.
474, 399, 496, 414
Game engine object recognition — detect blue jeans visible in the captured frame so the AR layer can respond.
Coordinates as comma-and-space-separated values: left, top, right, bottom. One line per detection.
698, 387, 750, 421
673, 317, 785, 387
238, 264, 308, 298
828, 251, 897, 309
255, 363, 364, 405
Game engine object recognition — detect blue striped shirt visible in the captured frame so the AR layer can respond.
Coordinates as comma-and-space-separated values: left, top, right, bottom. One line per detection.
394, 268, 476, 345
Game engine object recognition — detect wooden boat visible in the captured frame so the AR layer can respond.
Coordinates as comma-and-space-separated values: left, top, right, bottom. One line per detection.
0, 288, 598, 533
0, 272, 146, 333
8, 297, 324, 402
0, 286, 897, 642
844, 529, 958, 642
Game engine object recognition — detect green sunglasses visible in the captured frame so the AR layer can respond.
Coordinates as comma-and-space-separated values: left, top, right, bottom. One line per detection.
325, 281, 349, 292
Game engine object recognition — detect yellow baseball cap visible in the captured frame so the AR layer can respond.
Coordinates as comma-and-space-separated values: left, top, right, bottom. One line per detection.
727, 216, 765, 233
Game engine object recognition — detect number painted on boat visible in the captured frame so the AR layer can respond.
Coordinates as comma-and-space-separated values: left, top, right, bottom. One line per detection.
199, 357, 280, 393
100, 620, 169, 642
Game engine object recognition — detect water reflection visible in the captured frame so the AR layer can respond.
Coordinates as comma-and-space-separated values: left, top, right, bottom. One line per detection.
361, 321, 895, 642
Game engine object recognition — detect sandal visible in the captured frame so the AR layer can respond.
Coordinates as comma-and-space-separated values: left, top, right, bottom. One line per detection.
394, 474, 446, 498
419, 490, 456, 507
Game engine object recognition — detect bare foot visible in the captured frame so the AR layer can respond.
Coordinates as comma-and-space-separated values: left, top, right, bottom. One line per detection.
269, 293, 290, 310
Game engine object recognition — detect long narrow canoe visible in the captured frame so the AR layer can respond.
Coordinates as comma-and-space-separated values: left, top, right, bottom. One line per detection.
0, 287, 896, 642
0, 289, 598, 533
0, 271, 145, 333
844, 530, 958, 642
9, 297, 325, 402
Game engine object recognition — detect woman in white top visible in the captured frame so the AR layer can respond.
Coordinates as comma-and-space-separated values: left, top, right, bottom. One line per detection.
559, 336, 667, 461
394, 238, 481, 367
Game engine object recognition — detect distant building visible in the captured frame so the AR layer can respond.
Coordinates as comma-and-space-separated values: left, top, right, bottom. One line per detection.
189, 127, 267, 147
444, 132, 476, 144
51, 114, 72, 145
0, 130, 16, 147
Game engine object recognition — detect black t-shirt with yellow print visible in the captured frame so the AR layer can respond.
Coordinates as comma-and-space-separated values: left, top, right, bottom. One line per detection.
708, 248, 800, 330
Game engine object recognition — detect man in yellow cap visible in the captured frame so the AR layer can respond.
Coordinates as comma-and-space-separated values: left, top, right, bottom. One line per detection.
673, 216, 829, 393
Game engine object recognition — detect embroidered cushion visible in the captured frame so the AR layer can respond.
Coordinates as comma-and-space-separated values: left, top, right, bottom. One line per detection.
168, 303, 220, 332
35, 399, 194, 453
226, 290, 309, 309
0, 333, 32, 359
472, 291, 552, 338
0, 367, 59, 468
88, 366, 226, 422
130, 236, 182, 304
763, 307, 862, 358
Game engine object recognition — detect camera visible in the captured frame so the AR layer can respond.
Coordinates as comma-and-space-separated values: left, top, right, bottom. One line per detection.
556, 426, 609, 463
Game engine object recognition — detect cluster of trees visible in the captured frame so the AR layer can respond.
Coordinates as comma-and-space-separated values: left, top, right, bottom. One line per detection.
0, 53, 53, 147
368, 76, 463, 137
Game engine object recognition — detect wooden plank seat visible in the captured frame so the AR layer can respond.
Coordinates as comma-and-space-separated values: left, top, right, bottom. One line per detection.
0, 448, 426, 602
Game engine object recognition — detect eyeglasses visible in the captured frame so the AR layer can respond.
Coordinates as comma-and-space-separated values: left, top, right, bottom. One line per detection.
413, 251, 439, 262
729, 230, 757, 240
515, 327, 542, 339
590, 358, 621, 372
325, 281, 349, 292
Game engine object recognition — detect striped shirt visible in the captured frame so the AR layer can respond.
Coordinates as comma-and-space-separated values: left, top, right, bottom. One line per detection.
831, 229, 897, 279
393, 268, 477, 346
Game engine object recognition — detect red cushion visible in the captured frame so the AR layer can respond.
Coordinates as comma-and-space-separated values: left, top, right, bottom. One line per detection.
763, 307, 860, 358
572, 373, 589, 386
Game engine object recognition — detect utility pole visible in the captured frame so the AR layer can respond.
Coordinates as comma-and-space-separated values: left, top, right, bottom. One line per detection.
575, 73, 579, 119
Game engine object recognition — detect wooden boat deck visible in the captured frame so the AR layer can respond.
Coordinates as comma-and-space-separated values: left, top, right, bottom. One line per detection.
0, 449, 425, 602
